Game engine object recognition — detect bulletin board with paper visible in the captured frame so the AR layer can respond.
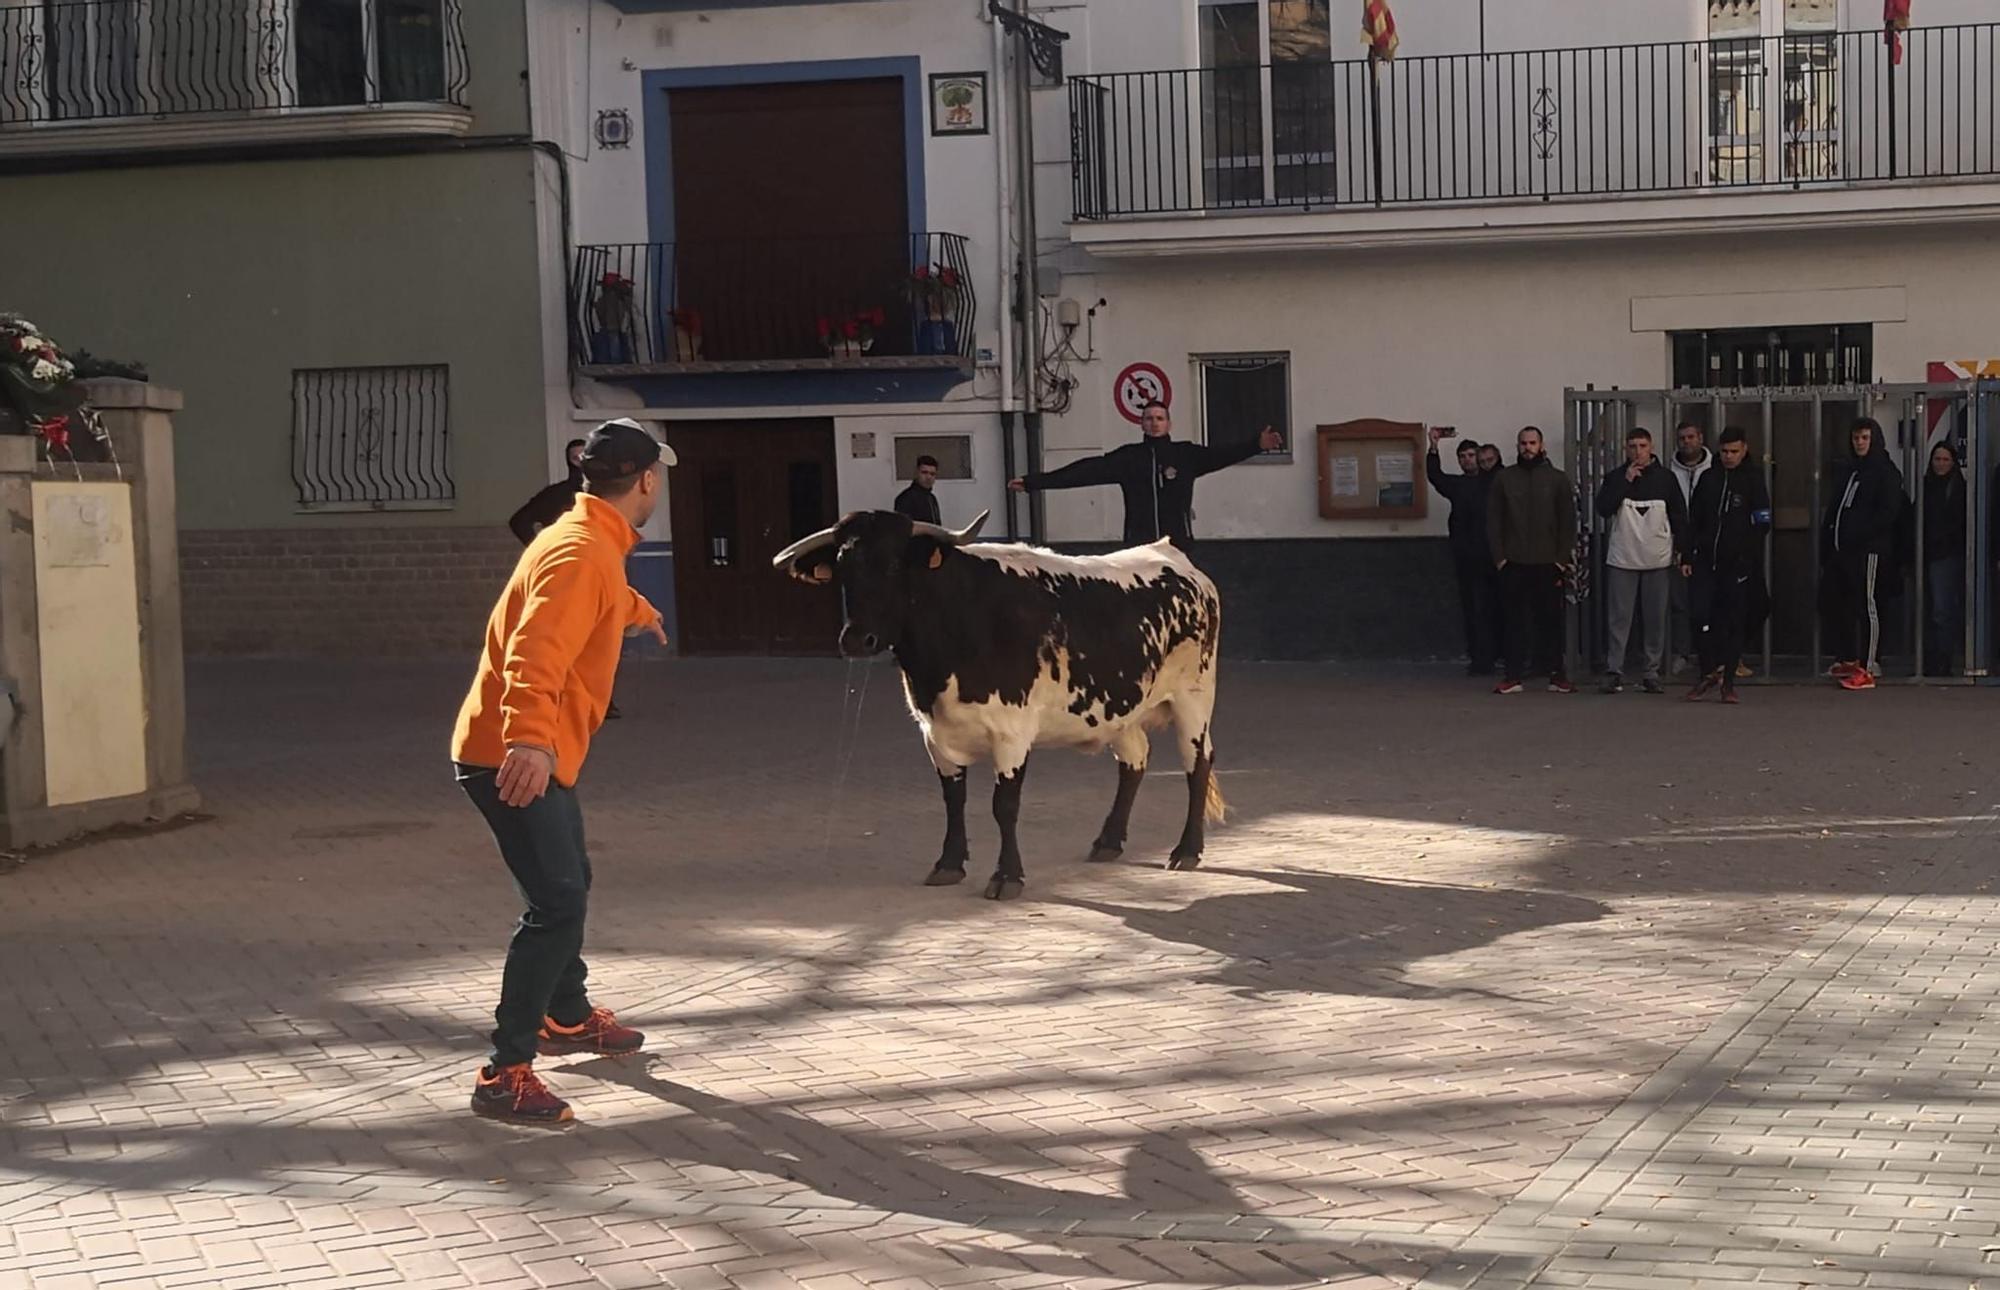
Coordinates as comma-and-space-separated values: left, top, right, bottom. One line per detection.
1315, 419, 1429, 521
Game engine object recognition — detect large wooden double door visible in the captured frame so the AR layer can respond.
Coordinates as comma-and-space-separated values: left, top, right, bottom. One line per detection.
665, 420, 840, 655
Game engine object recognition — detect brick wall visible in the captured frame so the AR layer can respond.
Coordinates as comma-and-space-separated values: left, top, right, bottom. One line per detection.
180, 527, 522, 657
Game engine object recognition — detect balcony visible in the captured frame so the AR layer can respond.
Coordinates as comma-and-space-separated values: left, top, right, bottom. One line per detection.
1069, 23, 2000, 250
0, 0, 471, 160
571, 233, 978, 377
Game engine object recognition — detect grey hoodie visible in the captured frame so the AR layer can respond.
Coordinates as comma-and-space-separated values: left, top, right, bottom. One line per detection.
1669, 447, 1713, 508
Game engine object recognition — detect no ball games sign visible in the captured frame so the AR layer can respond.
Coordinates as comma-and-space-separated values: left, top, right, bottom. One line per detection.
1114, 362, 1171, 424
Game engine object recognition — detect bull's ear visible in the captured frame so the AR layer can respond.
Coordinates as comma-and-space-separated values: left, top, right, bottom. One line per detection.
910, 536, 948, 571
783, 550, 836, 585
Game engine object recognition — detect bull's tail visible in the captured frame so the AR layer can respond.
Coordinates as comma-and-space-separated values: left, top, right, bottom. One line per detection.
1203, 769, 1228, 824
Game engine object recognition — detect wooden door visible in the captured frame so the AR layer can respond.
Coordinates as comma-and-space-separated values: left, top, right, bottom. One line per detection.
665, 420, 840, 655
668, 78, 911, 360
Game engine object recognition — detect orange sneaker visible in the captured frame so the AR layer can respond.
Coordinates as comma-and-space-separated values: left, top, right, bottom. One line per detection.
1839, 668, 1877, 691
471, 1063, 572, 1125
538, 1006, 645, 1057
1829, 660, 1861, 680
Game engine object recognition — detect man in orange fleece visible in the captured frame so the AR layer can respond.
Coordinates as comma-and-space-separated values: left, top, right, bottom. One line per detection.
452, 419, 670, 1125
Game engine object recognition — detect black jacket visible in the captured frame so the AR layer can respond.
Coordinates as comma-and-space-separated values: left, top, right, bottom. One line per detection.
1426, 449, 1492, 565
508, 471, 583, 546
1922, 467, 1967, 563
1688, 462, 1772, 575
1022, 435, 1264, 547
893, 483, 942, 525
1594, 459, 1691, 559
1822, 448, 1905, 560
1487, 454, 1575, 567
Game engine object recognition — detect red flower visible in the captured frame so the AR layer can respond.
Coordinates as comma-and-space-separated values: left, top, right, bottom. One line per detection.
868, 307, 886, 327
672, 308, 702, 334
600, 272, 628, 288
842, 319, 861, 339
938, 266, 960, 287
34, 415, 69, 453
816, 316, 833, 339
912, 265, 931, 281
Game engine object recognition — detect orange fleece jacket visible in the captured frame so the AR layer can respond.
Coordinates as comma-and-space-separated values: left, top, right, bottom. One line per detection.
452, 493, 658, 786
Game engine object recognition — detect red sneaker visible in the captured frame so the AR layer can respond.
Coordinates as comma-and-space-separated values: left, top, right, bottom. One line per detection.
1839, 669, 1876, 691
1493, 680, 1525, 695
538, 1006, 645, 1057
1547, 678, 1577, 695
471, 1063, 572, 1125
1721, 684, 1741, 705
1829, 660, 1861, 680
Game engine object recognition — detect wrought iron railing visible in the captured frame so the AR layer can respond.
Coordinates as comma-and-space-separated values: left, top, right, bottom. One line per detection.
1071, 23, 1999, 217
570, 233, 977, 369
292, 364, 453, 510
0, 0, 470, 125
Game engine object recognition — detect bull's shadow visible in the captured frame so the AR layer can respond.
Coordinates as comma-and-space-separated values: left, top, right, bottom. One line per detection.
1060, 867, 1608, 999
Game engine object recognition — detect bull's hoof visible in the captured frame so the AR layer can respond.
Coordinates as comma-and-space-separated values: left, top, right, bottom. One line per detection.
1166, 852, 1204, 872
1087, 844, 1123, 864
925, 866, 967, 886
983, 875, 1026, 901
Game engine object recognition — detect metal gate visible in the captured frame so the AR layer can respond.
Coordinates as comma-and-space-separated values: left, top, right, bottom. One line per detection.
1563, 381, 1997, 684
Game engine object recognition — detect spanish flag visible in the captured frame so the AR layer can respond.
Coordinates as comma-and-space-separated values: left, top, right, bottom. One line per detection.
1884, 0, 1910, 65
1362, 0, 1398, 61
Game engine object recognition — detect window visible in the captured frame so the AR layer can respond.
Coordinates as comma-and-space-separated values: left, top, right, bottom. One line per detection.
1198, 0, 1335, 207
894, 435, 973, 481
291, 365, 453, 510
1706, 0, 1840, 185
1195, 353, 1290, 462
1670, 325, 1873, 389
3, 0, 458, 126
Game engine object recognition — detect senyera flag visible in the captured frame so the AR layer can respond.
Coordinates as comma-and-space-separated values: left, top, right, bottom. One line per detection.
1362, 0, 1398, 61
1884, 0, 1910, 65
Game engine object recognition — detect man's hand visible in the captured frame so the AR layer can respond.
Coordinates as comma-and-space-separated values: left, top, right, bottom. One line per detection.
496, 745, 556, 808
1625, 462, 1643, 483
1007, 478, 1027, 493
1427, 426, 1444, 447
1680, 562, 1693, 578
1258, 425, 1284, 453
627, 613, 668, 646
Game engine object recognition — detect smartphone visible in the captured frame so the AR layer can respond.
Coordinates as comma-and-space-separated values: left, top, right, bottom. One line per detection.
1435, 426, 1457, 438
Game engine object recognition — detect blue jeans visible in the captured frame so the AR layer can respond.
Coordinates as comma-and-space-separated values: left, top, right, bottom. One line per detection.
1926, 555, 1965, 674
456, 763, 594, 1067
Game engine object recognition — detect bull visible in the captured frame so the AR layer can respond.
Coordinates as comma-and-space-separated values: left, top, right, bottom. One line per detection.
773, 509, 1226, 900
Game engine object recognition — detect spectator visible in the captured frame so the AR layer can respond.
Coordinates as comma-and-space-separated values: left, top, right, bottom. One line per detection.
1477, 443, 1504, 476
1487, 426, 1577, 695
1426, 429, 1499, 675
509, 439, 587, 546
1666, 421, 1713, 674
1821, 416, 1906, 691
1686, 427, 1772, 704
1921, 442, 1968, 677
895, 455, 944, 525
1008, 400, 1282, 550
1594, 427, 1689, 694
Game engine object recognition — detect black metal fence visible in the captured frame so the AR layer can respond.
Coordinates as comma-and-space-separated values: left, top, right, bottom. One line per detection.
0, 0, 470, 125
570, 232, 977, 369
292, 364, 453, 510
1072, 23, 1999, 217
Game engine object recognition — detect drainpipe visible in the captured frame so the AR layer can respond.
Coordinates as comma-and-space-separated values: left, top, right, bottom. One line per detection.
1011, 0, 1047, 544
989, 0, 1020, 540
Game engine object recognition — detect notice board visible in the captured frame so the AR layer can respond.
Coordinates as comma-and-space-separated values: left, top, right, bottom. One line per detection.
1316, 419, 1428, 521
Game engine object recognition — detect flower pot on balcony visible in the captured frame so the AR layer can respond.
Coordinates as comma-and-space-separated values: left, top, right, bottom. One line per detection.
827, 337, 875, 359
915, 318, 958, 356
671, 325, 703, 362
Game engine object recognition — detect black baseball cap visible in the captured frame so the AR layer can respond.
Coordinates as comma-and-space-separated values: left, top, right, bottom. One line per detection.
578, 418, 670, 482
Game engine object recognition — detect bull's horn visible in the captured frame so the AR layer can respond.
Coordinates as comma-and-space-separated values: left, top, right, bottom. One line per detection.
771, 524, 840, 569
910, 509, 989, 547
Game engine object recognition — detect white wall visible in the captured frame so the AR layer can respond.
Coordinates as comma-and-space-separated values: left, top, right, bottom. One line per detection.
1036, 221, 2000, 543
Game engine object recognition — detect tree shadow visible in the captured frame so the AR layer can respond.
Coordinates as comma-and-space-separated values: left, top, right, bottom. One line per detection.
1058, 867, 1609, 1000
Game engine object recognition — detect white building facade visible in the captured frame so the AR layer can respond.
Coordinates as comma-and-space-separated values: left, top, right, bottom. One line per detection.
530, 0, 2000, 669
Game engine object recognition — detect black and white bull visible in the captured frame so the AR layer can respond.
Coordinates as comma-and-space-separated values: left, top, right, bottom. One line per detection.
773, 509, 1226, 900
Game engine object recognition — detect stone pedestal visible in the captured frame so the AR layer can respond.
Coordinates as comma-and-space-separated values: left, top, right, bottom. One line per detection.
0, 380, 201, 849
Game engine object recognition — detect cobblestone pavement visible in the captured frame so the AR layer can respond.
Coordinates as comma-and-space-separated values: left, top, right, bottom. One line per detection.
2, 658, 1997, 1289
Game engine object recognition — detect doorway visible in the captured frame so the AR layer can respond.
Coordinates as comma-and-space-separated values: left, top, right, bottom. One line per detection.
664, 420, 840, 655
667, 76, 911, 361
